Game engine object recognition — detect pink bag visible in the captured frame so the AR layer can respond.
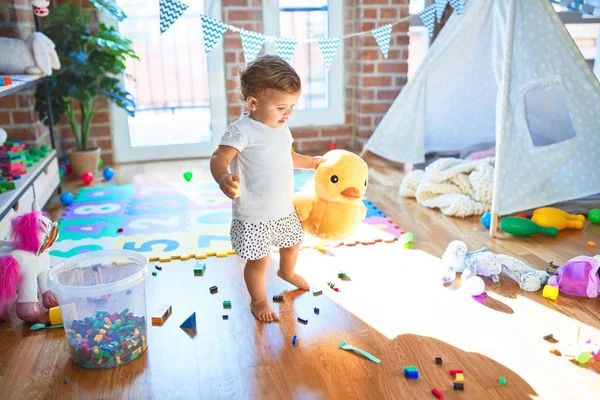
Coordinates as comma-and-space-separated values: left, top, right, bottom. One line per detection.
547, 256, 600, 298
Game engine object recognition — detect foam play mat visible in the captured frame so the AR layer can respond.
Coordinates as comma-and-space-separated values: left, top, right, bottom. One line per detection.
50, 171, 403, 264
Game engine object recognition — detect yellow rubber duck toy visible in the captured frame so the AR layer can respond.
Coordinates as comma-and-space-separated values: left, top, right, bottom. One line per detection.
293, 150, 368, 242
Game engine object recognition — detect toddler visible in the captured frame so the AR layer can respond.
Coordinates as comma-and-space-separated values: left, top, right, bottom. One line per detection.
210, 55, 323, 322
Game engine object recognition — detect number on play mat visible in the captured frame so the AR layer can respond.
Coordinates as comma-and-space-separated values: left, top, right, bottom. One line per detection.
73, 203, 122, 216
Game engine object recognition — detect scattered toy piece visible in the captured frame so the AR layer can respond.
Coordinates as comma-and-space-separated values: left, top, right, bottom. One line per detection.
151, 304, 172, 326
223, 300, 232, 308
222, 315, 228, 320
155, 265, 162, 271
180, 312, 197, 338
549, 348, 562, 356
404, 366, 419, 379
576, 352, 591, 364
117, 228, 123, 233
194, 261, 206, 276
499, 376, 506, 385
543, 334, 553, 341
453, 382, 464, 390
292, 335, 297, 346
435, 357, 443, 365
449, 369, 463, 375
333, 287, 340, 292
588, 241, 596, 248
297, 317, 308, 324
338, 272, 347, 279
64, 378, 70, 384
152, 271, 158, 277
455, 373, 464, 383
209, 286, 218, 294
314, 307, 320, 314
431, 388, 444, 399
273, 295, 283, 302
542, 284, 559, 300
313, 290, 322, 296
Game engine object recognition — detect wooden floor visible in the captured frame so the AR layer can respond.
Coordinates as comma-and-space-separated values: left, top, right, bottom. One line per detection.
0, 153, 599, 400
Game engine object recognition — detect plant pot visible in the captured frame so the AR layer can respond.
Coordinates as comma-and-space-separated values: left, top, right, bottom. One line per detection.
69, 148, 100, 178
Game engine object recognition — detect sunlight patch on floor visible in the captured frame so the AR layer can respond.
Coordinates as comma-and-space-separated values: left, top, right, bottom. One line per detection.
292, 243, 600, 399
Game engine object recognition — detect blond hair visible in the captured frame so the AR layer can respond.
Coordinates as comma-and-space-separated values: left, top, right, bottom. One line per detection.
238, 55, 301, 100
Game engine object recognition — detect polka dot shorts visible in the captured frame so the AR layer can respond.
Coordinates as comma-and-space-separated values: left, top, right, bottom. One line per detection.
230, 212, 304, 260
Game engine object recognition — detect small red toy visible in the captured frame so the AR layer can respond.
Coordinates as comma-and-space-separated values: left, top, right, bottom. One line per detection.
82, 172, 94, 185
328, 141, 337, 150
431, 388, 444, 399
449, 369, 463, 375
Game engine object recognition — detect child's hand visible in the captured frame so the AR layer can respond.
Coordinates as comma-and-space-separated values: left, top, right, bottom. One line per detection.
219, 174, 241, 200
312, 156, 325, 169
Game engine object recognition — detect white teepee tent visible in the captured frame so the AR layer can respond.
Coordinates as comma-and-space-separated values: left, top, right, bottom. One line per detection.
361, 0, 600, 233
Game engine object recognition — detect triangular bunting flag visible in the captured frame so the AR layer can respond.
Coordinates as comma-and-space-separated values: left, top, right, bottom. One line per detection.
159, 0, 189, 34
274, 38, 298, 63
371, 24, 393, 59
435, 0, 449, 22
318, 37, 340, 71
240, 29, 266, 64
449, 0, 465, 15
419, 5, 436, 37
201, 15, 229, 54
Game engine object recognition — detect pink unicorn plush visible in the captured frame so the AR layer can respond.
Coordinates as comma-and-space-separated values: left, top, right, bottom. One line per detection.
0, 200, 59, 322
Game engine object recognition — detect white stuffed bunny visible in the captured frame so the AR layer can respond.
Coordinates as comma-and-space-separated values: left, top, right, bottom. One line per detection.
441, 240, 550, 291
0, 32, 60, 77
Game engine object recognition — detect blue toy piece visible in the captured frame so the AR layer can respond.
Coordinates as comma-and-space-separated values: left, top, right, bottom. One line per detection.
103, 167, 115, 180
292, 335, 297, 345
58, 165, 66, 178
59, 192, 74, 206
481, 212, 491, 229
403, 366, 419, 379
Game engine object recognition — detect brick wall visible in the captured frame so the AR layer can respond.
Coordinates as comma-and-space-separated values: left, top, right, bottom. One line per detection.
2, 0, 409, 162
0, 0, 114, 164
222, 0, 409, 154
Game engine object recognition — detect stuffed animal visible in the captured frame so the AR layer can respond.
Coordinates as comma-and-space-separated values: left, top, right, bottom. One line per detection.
547, 256, 600, 298
0, 32, 60, 77
0, 200, 59, 322
442, 240, 550, 291
293, 150, 369, 242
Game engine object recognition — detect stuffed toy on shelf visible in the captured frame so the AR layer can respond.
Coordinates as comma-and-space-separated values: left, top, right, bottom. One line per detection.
0, 32, 60, 77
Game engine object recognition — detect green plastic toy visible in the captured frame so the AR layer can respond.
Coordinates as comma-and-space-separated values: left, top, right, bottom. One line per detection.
588, 209, 600, 224
500, 217, 558, 237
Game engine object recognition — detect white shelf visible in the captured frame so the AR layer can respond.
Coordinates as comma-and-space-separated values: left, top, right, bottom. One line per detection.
0, 75, 45, 98
0, 149, 57, 220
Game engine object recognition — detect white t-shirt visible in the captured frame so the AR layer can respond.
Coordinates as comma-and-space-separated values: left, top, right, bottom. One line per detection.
219, 113, 295, 223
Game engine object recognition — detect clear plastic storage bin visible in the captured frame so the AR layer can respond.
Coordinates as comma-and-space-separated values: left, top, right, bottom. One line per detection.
48, 250, 149, 369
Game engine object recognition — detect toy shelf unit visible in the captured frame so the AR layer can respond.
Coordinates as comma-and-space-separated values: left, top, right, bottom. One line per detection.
0, 147, 59, 240
0, 75, 60, 240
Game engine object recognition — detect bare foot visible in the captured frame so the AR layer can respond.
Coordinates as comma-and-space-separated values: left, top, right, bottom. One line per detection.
250, 300, 278, 322
277, 270, 310, 290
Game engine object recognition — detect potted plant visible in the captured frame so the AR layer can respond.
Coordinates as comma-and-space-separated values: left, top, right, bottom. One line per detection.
35, 1, 138, 176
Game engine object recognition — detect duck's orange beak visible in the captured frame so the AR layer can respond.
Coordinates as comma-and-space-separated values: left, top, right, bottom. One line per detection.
341, 187, 360, 199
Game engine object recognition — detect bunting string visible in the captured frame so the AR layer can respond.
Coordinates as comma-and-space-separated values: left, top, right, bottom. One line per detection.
160, 0, 467, 66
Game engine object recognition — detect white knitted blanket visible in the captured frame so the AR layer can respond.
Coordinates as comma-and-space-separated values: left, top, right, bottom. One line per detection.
399, 158, 495, 217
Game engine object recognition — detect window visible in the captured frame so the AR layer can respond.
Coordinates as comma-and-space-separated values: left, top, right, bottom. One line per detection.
263, 0, 344, 127
524, 81, 577, 147
408, 0, 432, 79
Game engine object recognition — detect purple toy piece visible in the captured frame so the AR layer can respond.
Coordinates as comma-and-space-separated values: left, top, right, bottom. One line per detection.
547, 256, 600, 298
